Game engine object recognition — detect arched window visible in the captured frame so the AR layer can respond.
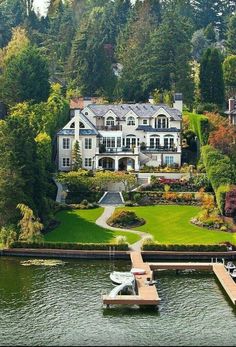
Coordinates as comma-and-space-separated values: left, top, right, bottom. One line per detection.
155, 115, 169, 129
70, 122, 75, 128
106, 116, 115, 126
127, 116, 135, 126
149, 135, 160, 149
79, 122, 85, 128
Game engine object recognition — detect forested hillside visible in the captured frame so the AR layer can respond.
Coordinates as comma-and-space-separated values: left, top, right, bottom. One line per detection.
0, 0, 236, 242
1, 0, 236, 107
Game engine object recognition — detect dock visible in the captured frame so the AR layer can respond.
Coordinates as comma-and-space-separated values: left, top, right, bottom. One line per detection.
149, 261, 236, 305
102, 251, 161, 306
102, 253, 236, 307
213, 263, 236, 305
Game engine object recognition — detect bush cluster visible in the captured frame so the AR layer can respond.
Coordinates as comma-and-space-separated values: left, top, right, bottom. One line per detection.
10, 241, 129, 251
187, 112, 210, 145
142, 243, 229, 251
201, 145, 236, 213
107, 210, 145, 228
127, 191, 199, 206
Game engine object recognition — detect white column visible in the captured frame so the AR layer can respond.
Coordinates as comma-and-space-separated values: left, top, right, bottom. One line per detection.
95, 156, 99, 170
134, 156, 140, 171
114, 157, 119, 171
74, 113, 80, 141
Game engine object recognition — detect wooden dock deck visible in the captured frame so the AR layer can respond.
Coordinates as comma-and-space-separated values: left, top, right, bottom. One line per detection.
149, 261, 236, 305
102, 254, 236, 307
102, 251, 161, 306
213, 263, 236, 305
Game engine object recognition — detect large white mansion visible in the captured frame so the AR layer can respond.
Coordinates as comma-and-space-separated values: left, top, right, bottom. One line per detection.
57, 94, 183, 172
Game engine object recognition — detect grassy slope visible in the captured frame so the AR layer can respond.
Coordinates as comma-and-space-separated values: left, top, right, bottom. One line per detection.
117, 205, 236, 245
45, 208, 140, 244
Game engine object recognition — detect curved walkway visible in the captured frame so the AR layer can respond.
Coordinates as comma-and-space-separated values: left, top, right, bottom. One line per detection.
96, 205, 152, 251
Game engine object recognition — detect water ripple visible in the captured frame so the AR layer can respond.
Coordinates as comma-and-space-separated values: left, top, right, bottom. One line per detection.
1, 258, 236, 346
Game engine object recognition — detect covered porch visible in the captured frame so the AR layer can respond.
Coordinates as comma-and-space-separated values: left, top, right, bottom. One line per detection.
96, 155, 139, 171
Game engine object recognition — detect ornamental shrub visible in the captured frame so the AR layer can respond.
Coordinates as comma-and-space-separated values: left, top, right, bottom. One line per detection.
107, 210, 145, 228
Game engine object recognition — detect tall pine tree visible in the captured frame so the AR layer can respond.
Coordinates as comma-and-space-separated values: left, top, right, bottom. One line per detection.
199, 48, 225, 106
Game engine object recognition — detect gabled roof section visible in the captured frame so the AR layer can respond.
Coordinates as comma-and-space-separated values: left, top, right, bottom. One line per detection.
86, 103, 182, 121
57, 112, 98, 136
80, 112, 98, 134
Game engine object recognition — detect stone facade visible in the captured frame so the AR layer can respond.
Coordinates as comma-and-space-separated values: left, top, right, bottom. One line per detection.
57, 97, 183, 172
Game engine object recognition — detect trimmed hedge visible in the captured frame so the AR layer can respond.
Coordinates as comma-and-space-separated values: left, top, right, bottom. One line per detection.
186, 112, 210, 145
201, 145, 236, 213
142, 243, 229, 252
216, 185, 231, 215
10, 241, 129, 251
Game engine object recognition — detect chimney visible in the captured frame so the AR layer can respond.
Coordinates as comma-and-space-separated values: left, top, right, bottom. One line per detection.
173, 93, 183, 113
229, 98, 235, 112
148, 95, 154, 104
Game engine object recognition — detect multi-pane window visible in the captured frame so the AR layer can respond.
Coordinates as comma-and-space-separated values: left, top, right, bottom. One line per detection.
106, 117, 115, 126
156, 116, 169, 129
150, 136, 160, 148
62, 138, 70, 149
85, 138, 92, 149
102, 137, 116, 148
62, 158, 70, 167
127, 116, 135, 126
85, 158, 92, 167
117, 137, 122, 148
164, 136, 174, 148
165, 156, 174, 165
126, 137, 136, 148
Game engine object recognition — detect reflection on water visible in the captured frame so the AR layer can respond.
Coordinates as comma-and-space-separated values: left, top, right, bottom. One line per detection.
1, 257, 236, 346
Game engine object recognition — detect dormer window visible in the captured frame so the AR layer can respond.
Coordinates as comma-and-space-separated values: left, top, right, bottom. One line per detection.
106, 116, 115, 126
143, 119, 148, 125
127, 116, 135, 126
155, 115, 169, 129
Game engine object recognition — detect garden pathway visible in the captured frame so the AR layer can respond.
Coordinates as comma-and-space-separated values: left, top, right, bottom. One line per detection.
96, 205, 151, 251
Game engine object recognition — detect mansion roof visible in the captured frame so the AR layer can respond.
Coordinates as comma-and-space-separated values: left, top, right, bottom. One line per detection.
86, 104, 182, 121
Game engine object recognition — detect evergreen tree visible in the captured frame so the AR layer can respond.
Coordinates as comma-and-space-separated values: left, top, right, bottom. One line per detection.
0, 45, 50, 105
226, 15, 236, 55
223, 55, 236, 98
144, 12, 194, 105
192, 0, 226, 33
204, 23, 216, 43
199, 48, 225, 106
68, 7, 116, 97
116, 0, 161, 101
191, 29, 210, 62
72, 140, 82, 171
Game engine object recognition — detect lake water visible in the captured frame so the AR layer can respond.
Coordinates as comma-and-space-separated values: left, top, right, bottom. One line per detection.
1, 256, 236, 346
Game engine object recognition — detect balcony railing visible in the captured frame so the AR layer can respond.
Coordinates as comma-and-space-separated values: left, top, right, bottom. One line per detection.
97, 125, 122, 131
142, 146, 178, 153
99, 147, 134, 154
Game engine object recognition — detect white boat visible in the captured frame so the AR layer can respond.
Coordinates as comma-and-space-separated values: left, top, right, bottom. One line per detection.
130, 268, 146, 275
108, 280, 135, 298
230, 269, 236, 279
225, 261, 236, 271
110, 271, 135, 285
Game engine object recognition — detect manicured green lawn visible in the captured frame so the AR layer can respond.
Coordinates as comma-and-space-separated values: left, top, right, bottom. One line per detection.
45, 208, 140, 244
117, 205, 236, 245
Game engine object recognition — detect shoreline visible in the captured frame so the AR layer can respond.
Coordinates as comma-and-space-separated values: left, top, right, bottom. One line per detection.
2, 248, 236, 261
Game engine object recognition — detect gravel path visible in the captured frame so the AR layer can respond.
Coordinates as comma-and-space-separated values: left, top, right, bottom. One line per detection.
96, 205, 151, 251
